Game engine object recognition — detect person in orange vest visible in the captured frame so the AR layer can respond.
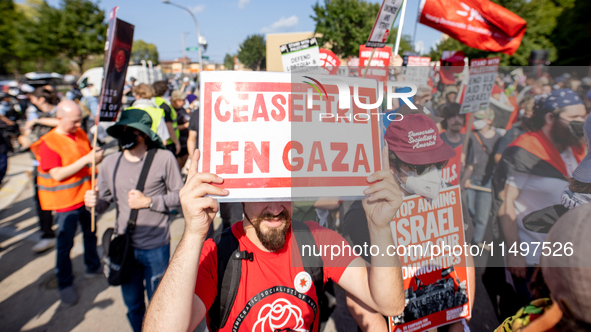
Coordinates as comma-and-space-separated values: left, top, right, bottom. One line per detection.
30, 100, 104, 306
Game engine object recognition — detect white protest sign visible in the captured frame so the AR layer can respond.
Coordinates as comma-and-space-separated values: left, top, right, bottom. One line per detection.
280, 37, 321, 73
367, 0, 404, 48
402, 56, 431, 88
199, 71, 383, 202
460, 57, 500, 114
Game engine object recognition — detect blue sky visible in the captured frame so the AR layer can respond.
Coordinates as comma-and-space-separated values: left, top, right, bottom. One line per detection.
42, 0, 443, 63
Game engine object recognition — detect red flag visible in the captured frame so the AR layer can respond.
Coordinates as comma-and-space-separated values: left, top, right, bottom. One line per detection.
420, 0, 526, 55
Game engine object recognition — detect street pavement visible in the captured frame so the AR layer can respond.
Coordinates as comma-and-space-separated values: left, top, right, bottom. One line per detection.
0, 152, 499, 332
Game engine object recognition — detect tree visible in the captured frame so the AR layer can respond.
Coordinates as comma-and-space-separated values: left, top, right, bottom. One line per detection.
237, 34, 266, 71
224, 54, 235, 70
57, 0, 107, 72
131, 40, 159, 65
428, 0, 578, 66
311, 0, 413, 59
550, 0, 591, 66
0, 0, 18, 75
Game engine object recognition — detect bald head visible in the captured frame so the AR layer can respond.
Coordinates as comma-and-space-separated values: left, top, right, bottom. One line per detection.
56, 100, 83, 134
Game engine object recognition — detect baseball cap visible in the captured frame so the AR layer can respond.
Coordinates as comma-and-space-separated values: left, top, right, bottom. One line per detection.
541, 203, 591, 324
572, 114, 591, 183
385, 114, 456, 165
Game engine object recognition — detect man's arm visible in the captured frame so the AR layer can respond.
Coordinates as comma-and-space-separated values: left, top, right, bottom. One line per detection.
498, 182, 527, 278
187, 130, 197, 160
49, 149, 103, 182
166, 121, 181, 154
35, 117, 60, 128
337, 145, 405, 317
144, 150, 228, 332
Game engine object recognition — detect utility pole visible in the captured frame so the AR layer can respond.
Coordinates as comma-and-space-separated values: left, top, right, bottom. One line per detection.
181, 32, 187, 75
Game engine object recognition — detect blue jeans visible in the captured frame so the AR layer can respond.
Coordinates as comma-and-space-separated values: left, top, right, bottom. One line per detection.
466, 175, 492, 244
121, 243, 170, 332
56, 206, 101, 289
0, 153, 7, 185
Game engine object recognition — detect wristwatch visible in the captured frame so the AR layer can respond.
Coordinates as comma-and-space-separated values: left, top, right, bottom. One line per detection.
149, 199, 153, 209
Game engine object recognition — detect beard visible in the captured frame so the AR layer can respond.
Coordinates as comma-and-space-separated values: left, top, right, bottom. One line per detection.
551, 119, 581, 147
246, 207, 291, 252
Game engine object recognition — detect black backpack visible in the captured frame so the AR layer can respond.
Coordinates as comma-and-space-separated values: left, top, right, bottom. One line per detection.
207, 220, 324, 331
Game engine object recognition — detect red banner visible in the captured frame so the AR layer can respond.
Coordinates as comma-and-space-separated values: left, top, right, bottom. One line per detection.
419, 0, 526, 55
319, 49, 341, 75
359, 45, 391, 82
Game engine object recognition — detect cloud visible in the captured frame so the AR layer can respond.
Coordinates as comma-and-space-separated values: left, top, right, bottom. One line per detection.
190, 4, 205, 13
260, 15, 299, 34
239, 0, 250, 9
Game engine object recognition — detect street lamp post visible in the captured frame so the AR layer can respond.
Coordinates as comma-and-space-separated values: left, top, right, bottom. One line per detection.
162, 0, 203, 76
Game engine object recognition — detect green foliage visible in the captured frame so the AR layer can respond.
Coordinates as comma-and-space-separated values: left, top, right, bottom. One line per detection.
0, 0, 18, 75
427, 0, 586, 66
237, 34, 266, 71
57, 0, 107, 72
311, 0, 413, 59
224, 54, 235, 70
131, 40, 159, 65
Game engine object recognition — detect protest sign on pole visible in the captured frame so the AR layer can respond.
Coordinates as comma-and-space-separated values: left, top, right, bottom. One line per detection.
402, 56, 431, 88
318, 48, 341, 75
460, 57, 500, 114
388, 186, 471, 332
359, 45, 391, 81
367, 0, 404, 48
91, 7, 134, 231
198, 71, 383, 202
280, 38, 321, 73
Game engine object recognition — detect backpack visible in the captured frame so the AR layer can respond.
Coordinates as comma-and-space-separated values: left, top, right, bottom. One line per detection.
207, 220, 324, 332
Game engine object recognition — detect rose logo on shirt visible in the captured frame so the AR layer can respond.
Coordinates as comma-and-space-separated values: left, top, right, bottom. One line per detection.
253, 298, 308, 332
294, 271, 312, 293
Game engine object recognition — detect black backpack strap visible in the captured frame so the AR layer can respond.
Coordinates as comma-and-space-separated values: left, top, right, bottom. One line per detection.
127, 148, 157, 233
291, 220, 324, 305
209, 227, 253, 331
208, 221, 323, 332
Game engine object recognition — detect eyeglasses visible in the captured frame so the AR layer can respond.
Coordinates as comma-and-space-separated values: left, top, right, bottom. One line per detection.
397, 158, 448, 175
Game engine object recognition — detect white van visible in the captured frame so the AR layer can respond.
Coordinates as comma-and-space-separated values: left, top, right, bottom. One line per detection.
77, 62, 164, 89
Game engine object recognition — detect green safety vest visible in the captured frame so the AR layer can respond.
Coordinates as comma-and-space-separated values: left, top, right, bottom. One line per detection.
123, 105, 164, 139
154, 96, 180, 145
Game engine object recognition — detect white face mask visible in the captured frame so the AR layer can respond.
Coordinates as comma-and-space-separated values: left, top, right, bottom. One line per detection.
396, 167, 442, 200
473, 119, 486, 130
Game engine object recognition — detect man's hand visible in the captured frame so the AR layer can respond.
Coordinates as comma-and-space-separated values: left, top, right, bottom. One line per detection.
180, 149, 228, 237
362, 144, 403, 229
507, 253, 527, 279
85, 186, 99, 208
82, 149, 104, 165
128, 189, 151, 209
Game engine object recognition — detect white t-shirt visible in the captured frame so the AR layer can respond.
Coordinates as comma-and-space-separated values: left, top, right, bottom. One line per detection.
506, 173, 568, 265
560, 147, 578, 177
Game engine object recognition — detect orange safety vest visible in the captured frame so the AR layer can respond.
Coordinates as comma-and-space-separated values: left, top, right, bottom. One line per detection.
30, 128, 92, 211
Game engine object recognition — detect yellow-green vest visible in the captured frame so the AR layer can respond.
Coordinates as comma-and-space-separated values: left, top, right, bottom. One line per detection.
154, 96, 180, 145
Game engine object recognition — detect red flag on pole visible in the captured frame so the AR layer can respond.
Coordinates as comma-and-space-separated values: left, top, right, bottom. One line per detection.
419, 0, 526, 55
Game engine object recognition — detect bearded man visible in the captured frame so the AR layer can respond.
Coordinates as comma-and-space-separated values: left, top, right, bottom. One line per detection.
490, 89, 587, 305
143, 144, 406, 331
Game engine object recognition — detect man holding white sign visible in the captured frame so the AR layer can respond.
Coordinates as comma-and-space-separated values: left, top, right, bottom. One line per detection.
144, 71, 406, 331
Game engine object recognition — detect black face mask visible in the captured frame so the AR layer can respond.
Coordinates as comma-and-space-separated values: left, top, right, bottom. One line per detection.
569, 120, 585, 139
119, 131, 139, 150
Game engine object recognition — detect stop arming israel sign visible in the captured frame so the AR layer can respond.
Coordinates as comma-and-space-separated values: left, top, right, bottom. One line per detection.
198, 71, 383, 202
367, 0, 404, 48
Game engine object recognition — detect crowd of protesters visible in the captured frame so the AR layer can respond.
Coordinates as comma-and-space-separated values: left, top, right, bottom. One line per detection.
1, 62, 591, 332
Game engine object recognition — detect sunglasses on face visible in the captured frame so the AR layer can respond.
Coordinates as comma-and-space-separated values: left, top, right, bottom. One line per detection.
397, 158, 448, 175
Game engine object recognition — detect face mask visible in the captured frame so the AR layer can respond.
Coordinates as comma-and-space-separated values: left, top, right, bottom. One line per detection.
568, 120, 585, 139
473, 119, 486, 130
396, 167, 442, 200
119, 132, 139, 150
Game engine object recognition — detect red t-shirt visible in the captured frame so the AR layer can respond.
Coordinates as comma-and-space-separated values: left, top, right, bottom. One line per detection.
38, 133, 84, 212
195, 221, 356, 332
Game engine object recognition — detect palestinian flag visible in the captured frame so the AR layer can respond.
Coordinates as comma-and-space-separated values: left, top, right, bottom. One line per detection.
489, 130, 586, 240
